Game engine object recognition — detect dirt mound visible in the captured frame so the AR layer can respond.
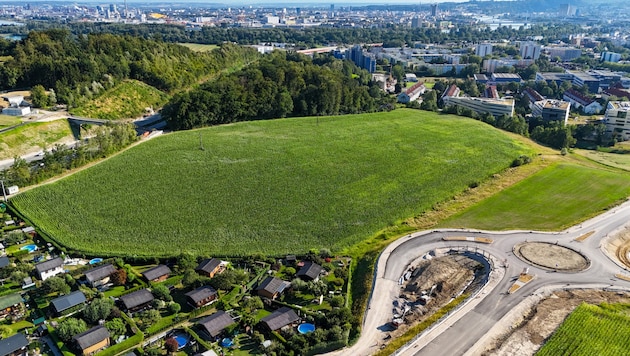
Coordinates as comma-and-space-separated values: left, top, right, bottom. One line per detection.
603, 225, 630, 269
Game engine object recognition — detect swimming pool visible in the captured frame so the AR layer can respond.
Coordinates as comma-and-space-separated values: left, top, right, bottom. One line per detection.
20, 244, 37, 253
297, 323, 315, 334
174, 333, 190, 349
88, 258, 103, 265
221, 338, 233, 347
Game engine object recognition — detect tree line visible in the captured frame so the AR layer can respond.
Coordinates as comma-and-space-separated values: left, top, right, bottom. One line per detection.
0, 30, 259, 106
163, 51, 393, 130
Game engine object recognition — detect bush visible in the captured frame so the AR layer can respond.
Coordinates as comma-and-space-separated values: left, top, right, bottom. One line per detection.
511, 154, 532, 167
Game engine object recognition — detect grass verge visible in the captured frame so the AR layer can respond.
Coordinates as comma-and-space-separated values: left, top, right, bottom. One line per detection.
0, 120, 74, 160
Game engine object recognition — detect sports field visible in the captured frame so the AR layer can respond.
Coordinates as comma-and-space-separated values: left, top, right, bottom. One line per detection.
537, 302, 630, 356
11, 109, 529, 257
441, 163, 630, 230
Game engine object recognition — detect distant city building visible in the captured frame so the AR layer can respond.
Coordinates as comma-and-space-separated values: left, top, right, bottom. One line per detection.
346, 45, 376, 73
569, 71, 600, 93
601, 51, 622, 63
563, 89, 603, 114
520, 42, 541, 60
559, 4, 577, 16
545, 47, 582, 61
474, 73, 489, 84
475, 43, 493, 57
445, 96, 515, 117
483, 59, 534, 73
490, 73, 522, 84
535, 72, 573, 86
397, 82, 426, 103
539, 100, 571, 124
430, 4, 438, 17
605, 101, 630, 140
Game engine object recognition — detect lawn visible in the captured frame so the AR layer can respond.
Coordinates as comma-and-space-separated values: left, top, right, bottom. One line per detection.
178, 43, 220, 52
574, 148, 630, 171
70, 80, 170, 120
0, 115, 20, 129
537, 302, 630, 356
0, 120, 74, 160
11, 109, 529, 257
441, 163, 630, 230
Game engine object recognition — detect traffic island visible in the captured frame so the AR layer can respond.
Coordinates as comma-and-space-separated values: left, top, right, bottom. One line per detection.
513, 241, 590, 272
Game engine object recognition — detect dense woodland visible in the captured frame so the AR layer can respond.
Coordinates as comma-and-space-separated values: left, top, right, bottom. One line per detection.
10, 22, 585, 48
0, 30, 259, 106
162, 51, 392, 130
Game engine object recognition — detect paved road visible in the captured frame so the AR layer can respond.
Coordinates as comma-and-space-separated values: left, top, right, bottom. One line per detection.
329, 198, 630, 356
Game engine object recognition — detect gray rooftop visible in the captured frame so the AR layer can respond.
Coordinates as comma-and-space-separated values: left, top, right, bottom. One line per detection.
0, 256, 9, 269
85, 264, 116, 283
141, 265, 171, 281
198, 310, 235, 338
0, 333, 28, 356
120, 289, 154, 310
185, 286, 217, 305
72, 326, 109, 351
51, 290, 87, 313
195, 258, 221, 274
256, 276, 289, 295
297, 261, 323, 280
35, 257, 63, 274
260, 307, 300, 331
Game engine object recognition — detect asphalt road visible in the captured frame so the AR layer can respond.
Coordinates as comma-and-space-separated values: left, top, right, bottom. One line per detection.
329, 198, 630, 356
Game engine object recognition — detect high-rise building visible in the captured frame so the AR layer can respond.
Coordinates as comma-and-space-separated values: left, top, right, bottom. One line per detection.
411, 17, 422, 28
296, 7, 301, 16
520, 41, 541, 60
475, 43, 493, 57
601, 52, 622, 63
430, 4, 438, 17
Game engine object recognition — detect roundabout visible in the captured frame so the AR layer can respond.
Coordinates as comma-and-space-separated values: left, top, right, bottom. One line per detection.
513, 241, 590, 272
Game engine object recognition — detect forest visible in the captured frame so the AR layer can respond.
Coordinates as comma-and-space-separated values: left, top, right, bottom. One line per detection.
0, 29, 259, 106
162, 51, 393, 130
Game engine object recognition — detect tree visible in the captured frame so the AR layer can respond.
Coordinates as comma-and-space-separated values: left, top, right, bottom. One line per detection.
44, 276, 70, 295
138, 309, 161, 331
105, 318, 127, 340
168, 302, 181, 315
8, 271, 28, 285
83, 298, 114, 323
165, 337, 179, 354
30, 84, 49, 108
176, 252, 197, 272
57, 318, 87, 342
111, 269, 127, 286
151, 284, 172, 302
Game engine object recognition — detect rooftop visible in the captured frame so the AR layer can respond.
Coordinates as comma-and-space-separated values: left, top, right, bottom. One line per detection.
543, 100, 570, 110
260, 307, 300, 331
198, 310, 235, 338
51, 290, 86, 313
35, 257, 63, 273
0, 333, 28, 356
141, 265, 171, 281
84, 264, 116, 283
120, 289, 154, 310
73, 326, 109, 351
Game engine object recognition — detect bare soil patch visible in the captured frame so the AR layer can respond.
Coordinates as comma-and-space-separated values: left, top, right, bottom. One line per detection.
514, 242, 589, 271
483, 289, 630, 356
603, 225, 630, 269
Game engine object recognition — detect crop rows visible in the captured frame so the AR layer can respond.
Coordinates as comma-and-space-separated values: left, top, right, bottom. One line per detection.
11, 109, 528, 257
537, 302, 630, 356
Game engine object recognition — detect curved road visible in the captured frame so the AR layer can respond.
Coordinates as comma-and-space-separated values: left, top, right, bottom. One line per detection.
329, 198, 630, 356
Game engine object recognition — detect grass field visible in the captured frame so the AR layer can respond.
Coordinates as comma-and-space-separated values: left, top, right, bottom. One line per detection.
441, 163, 630, 230
11, 109, 529, 257
537, 302, 630, 356
71, 80, 170, 120
178, 43, 220, 52
0, 115, 20, 129
574, 148, 630, 171
0, 120, 74, 160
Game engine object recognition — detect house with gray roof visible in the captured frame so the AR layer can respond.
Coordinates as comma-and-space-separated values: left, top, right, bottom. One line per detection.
72, 326, 110, 356
195, 258, 224, 278
0, 333, 28, 356
0, 294, 23, 319
256, 276, 290, 300
84, 264, 116, 288
0, 256, 10, 269
297, 261, 323, 281
35, 257, 64, 281
260, 307, 300, 331
119, 289, 154, 312
185, 286, 218, 308
141, 265, 171, 282
198, 310, 235, 339
51, 290, 87, 315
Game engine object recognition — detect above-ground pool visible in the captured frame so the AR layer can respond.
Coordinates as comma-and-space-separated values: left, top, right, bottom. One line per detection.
88, 258, 103, 265
298, 323, 316, 334
173, 333, 190, 350
20, 245, 37, 253
221, 338, 233, 347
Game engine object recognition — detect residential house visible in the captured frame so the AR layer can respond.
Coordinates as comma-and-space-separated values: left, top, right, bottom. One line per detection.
51, 290, 87, 316
198, 310, 235, 339
297, 262, 323, 282
256, 276, 291, 300
0, 294, 23, 319
119, 289, 154, 313
563, 89, 603, 114
72, 326, 110, 356
0, 333, 28, 356
397, 82, 426, 103
185, 286, 218, 308
0, 256, 10, 270
285, 255, 297, 265
141, 265, 171, 283
195, 258, 225, 278
260, 307, 300, 331
35, 257, 64, 281
84, 264, 117, 288
440, 84, 460, 103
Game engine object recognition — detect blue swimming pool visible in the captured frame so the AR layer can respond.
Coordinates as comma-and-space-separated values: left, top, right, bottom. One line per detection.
174, 333, 190, 349
221, 338, 233, 347
298, 323, 315, 334
20, 244, 37, 253
88, 258, 103, 265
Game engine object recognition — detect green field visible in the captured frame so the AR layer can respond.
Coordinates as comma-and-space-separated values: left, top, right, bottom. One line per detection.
0, 120, 74, 160
11, 109, 529, 257
0, 115, 21, 129
178, 43, 220, 52
537, 302, 630, 356
441, 163, 630, 230
575, 149, 630, 171
71, 80, 170, 120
